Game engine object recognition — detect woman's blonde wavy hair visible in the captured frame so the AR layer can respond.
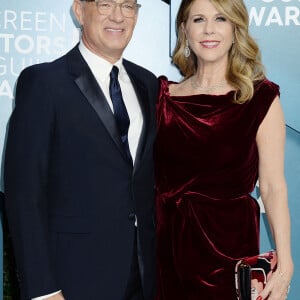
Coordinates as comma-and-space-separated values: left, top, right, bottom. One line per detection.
173, 0, 266, 103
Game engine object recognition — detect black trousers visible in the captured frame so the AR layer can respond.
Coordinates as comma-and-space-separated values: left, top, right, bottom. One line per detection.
123, 229, 144, 300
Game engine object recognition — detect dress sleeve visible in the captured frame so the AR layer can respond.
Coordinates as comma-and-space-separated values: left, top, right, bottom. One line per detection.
157, 75, 170, 105
250, 79, 280, 130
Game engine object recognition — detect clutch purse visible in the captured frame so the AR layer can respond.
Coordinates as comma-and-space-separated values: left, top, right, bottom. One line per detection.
235, 250, 277, 300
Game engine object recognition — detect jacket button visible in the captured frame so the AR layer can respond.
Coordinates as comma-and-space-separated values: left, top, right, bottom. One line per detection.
128, 213, 135, 220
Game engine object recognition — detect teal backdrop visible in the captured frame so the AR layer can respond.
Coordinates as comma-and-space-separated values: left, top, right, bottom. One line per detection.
0, 0, 299, 298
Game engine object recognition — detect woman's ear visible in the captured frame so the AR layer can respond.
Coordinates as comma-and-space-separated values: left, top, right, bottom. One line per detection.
181, 22, 186, 36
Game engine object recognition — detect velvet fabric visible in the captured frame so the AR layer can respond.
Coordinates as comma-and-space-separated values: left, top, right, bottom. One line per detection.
155, 76, 279, 300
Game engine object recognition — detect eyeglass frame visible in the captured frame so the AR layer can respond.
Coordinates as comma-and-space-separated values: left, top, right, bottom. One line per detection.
80, 0, 142, 18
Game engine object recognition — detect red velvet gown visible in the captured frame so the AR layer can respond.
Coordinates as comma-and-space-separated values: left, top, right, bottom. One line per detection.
155, 76, 279, 300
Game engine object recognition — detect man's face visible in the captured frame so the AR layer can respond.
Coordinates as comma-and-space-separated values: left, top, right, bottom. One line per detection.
73, 0, 138, 63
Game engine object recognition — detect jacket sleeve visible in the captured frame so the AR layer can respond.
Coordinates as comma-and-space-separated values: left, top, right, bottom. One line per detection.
4, 65, 60, 299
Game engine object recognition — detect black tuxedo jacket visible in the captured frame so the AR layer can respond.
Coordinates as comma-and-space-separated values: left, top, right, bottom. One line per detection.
4, 45, 158, 300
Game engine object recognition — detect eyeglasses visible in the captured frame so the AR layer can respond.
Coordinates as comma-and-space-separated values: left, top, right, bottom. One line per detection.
82, 0, 141, 18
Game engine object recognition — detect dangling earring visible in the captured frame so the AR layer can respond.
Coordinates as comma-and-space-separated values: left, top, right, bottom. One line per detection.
184, 39, 191, 58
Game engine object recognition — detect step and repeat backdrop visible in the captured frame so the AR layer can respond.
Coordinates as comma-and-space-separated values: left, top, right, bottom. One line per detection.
0, 0, 299, 298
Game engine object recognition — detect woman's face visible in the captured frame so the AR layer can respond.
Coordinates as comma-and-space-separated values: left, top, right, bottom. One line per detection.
182, 0, 234, 67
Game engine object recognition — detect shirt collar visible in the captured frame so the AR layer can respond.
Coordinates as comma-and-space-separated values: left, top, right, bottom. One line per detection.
79, 41, 126, 83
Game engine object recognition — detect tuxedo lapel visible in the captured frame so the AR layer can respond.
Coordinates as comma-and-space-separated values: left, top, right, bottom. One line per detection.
66, 46, 130, 162
124, 61, 151, 172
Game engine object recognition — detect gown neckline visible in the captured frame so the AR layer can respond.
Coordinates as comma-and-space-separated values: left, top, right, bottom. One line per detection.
166, 80, 236, 100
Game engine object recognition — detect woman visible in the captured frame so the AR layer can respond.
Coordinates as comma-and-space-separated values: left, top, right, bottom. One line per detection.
155, 0, 293, 299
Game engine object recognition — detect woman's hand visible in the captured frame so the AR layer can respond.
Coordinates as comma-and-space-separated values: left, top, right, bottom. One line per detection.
256, 264, 293, 300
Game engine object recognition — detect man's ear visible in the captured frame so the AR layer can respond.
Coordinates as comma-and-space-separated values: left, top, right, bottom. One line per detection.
73, 0, 84, 26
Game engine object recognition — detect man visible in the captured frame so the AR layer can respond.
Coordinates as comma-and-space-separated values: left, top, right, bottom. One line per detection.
4, 0, 158, 299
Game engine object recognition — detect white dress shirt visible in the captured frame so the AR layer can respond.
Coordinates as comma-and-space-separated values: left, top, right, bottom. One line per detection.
79, 42, 143, 163
32, 43, 143, 299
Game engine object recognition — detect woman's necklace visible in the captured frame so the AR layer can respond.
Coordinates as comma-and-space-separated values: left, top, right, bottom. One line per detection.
190, 76, 227, 94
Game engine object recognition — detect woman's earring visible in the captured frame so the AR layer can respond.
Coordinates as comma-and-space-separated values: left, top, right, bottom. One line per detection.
184, 39, 191, 58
